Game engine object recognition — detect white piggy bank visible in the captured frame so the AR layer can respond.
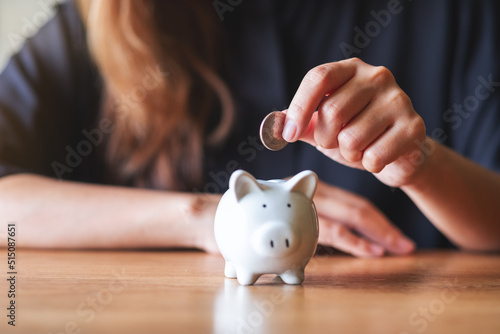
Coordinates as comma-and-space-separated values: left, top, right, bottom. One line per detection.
214, 170, 319, 285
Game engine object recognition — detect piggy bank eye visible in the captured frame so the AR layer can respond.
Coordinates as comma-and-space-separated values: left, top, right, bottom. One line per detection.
262, 204, 267, 208
287, 203, 291, 208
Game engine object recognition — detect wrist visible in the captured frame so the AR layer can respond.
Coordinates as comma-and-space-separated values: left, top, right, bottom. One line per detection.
183, 192, 221, 252
401, 137, 444, 193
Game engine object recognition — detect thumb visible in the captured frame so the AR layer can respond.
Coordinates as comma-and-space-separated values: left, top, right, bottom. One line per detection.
296, 112, 318, 147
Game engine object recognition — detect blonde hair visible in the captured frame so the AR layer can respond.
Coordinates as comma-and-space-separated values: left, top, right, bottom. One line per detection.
78, 0, 234, 190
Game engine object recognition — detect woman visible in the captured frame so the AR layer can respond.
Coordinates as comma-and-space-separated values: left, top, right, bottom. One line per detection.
0, 0, 499, 256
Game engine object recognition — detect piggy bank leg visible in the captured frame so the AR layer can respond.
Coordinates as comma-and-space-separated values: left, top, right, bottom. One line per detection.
236, 270, 259, 285
280, 268, 305, 285
224, 261, 237, 278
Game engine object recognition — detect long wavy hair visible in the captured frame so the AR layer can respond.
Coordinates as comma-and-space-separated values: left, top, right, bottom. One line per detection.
78, 0, 234, 191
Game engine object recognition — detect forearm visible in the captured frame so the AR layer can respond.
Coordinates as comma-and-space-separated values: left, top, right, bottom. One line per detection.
402, 138, 500, 251
0, 174, 216, 249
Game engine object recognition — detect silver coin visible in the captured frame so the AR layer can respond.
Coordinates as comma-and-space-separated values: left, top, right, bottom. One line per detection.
260, 111, 288, 151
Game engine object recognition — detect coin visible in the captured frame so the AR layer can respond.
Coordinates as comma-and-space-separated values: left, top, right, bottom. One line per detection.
260, 111, 288, 151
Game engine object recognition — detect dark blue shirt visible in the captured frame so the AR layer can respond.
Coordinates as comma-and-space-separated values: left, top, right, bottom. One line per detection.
1, 0, 499, 248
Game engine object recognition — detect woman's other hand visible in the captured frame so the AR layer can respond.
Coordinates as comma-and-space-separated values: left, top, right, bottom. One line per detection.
315, 179, 415, 257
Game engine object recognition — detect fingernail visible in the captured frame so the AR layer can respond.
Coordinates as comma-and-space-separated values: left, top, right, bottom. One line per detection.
397, 237, 415, 253
282, 119, 297, 142
370, 244, 385, 256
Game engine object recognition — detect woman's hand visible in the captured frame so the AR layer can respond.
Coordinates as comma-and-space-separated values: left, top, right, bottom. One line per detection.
314, 179, 415, 257
282, 58, 427, 188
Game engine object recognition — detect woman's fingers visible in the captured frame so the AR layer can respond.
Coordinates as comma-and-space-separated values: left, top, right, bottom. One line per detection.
283, 60, 359, 142
300, 117, 367, 170
336, 104, 393, 165
318, 218, 385, 258
314, 180, 415, 256
362, 110, 426, 173
314, 68, 379, 149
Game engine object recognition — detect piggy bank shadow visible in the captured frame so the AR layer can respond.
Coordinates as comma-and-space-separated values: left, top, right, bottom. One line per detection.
213, 277, 305, 333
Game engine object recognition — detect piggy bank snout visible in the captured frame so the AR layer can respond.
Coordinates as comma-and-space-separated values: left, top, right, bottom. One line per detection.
252, 222, 299, 257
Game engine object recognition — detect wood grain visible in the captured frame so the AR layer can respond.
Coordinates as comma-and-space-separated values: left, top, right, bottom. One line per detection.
1, 250, 499, 334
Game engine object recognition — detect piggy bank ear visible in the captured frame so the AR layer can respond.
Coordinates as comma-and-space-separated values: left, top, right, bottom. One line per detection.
285, 170, 318, 200
230, 170, 263, 202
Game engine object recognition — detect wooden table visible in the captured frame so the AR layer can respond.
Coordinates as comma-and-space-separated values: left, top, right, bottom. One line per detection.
1, 250, 499, 334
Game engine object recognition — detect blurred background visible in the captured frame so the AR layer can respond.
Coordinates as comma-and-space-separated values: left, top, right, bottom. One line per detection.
0, 0, 59, 71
